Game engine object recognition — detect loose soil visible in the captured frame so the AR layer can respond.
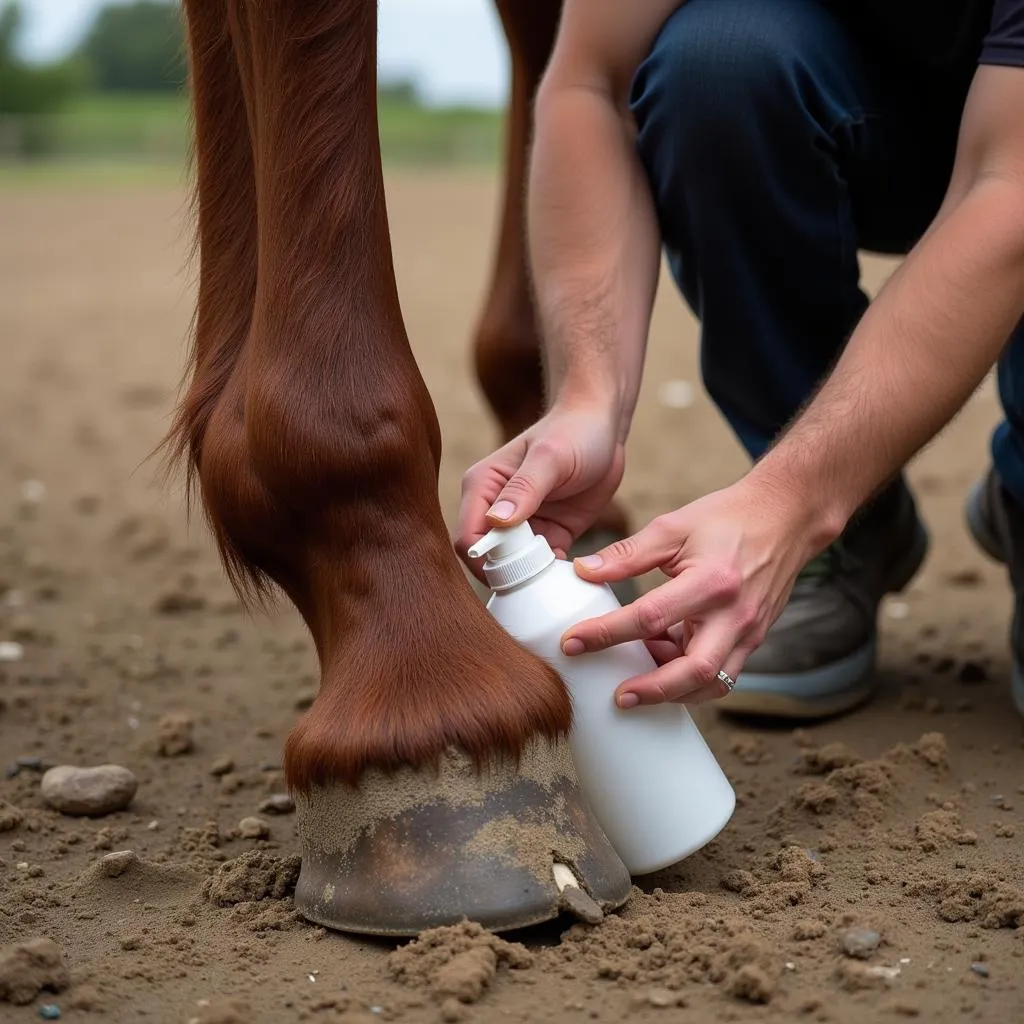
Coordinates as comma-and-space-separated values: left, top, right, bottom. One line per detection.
0, 172, 1021, 1023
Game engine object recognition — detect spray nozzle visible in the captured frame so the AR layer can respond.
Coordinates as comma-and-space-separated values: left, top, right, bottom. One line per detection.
468, 521, 536, 562
467, 521, 555, 591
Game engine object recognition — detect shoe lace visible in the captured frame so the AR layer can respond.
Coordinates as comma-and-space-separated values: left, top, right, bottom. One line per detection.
796, 538, 862, 587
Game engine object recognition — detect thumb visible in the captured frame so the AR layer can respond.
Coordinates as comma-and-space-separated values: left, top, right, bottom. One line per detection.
574, 516, 680, 582
485, 443, 567, 527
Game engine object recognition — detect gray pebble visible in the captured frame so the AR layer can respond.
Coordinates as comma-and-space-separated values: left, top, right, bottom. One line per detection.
41, 765, 137, 817
258, 793, 295, 815
209, 755, 234, 777
99, 850, 138, 877
238, 816, 270, 839
970, 962, 990, 978
840, 928, 882, 959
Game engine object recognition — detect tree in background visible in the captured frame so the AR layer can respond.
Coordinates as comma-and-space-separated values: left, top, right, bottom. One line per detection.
0, 2, 84, 116
79, 0, 185, 92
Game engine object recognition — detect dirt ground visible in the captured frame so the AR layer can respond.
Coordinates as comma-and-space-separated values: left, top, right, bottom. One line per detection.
0, 172, 1022, 1024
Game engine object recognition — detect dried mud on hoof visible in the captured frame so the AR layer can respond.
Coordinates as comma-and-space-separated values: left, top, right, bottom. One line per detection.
292, 740, 631, 936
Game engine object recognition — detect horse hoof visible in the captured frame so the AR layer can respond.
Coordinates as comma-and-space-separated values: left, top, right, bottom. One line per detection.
292, 738, 632, 936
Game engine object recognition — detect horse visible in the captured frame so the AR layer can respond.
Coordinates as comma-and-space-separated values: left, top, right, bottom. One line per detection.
166, 0, 632, 936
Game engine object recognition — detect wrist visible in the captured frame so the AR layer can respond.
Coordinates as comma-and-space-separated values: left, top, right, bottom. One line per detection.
550, 377, 630, 441
744, 455, 850, 561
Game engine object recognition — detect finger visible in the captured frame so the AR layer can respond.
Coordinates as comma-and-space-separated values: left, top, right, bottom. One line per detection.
572, 514, 682, 582
561, 567, 739, 656
485, 441, 569, 528
455, 456, 520, 564
645, 638, 682, 666
613, 614, 739, 707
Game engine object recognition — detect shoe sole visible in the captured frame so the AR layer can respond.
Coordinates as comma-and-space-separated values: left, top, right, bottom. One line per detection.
723, 518, 930, 720
964, 479, 1007, 562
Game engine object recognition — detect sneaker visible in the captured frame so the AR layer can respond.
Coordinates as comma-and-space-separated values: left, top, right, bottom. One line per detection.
964, 467, 1024, 717
723, 477, 929, 719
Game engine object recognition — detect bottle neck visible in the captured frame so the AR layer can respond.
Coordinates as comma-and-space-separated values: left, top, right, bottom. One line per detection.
483, 538, 556, 591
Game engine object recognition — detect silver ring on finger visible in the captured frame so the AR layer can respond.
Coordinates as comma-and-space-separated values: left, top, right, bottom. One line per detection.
716, 669, 736, 693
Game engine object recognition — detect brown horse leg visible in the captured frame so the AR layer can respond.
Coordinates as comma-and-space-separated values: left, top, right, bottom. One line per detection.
474, 0, 631, 544
166, 0, 257, 490
175, 0, 630, 935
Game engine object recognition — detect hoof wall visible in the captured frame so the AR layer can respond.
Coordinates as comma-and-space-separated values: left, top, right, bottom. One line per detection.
293, 740, 631, 936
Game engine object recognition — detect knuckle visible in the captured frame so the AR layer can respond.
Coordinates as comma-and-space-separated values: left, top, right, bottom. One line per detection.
527, 437, 566, 466
605, 535, 640, 565
747, 624, 768, 648
706, 564, 742, 602
648, 514, 677, 544
592, 620, 616, 649
633, 596, 671, 636
688, 654, 719, 687
500, 473, 536, 499
459, 464, 482, 494
734, 601, 759, 633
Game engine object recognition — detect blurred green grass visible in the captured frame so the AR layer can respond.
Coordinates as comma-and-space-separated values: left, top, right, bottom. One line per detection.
0, 91, 504, 186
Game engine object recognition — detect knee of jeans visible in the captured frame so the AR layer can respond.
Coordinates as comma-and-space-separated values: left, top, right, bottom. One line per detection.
630, 0, 821, 184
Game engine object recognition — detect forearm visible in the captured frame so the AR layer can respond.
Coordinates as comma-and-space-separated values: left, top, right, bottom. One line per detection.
752, 177, 1024, 552
528, 84, 661, 440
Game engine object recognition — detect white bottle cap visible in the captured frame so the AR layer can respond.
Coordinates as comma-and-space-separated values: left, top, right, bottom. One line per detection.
467, 521, 556, 591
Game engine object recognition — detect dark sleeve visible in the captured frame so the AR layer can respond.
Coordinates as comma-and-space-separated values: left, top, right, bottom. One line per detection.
980, 0, 1024, 66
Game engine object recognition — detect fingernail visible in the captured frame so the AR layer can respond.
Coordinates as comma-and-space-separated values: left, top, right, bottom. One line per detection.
562, 637, 585, 656
575, 554, 603, 570
488, 500, 516, 521
617, 692, 639, 709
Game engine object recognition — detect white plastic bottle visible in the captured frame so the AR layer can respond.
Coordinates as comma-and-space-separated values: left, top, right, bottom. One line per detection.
469, 521, 736, 875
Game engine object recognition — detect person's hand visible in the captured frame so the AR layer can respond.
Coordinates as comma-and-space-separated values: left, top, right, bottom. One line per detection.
559, 474, 836, 707
456, 402, 625, 575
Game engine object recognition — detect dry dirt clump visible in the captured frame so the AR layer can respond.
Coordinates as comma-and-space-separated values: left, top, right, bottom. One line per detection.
203, 849, 301, 905
555, 891, 781, 1005
0, 936, 69, 1005
388, 920, 533, 1011
906, 872, 1024, 928
157, 712, 195, 756
0, 799, 23, 831
914, 809, 978, 852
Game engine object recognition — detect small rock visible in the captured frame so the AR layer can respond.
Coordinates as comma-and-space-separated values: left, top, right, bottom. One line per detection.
209, 756, 234, 777
154, 591, 206, 615
0, 641, 24, 662
440, 998, 467, 1023
0, 800, 24, 832
958, 661, 989, 685
840, 928, 882, 959
645, 987, 677, 1007
238, 816, 269, 840
40, 765, 137, 817
39, 1004, 61, 1019
157, 713, 195, 756
293, 687, 317, 711
258, 794, 295, 815
99, 850, 137, 877
0, 937, 69, 1005
16, 756, 47, 772
970, 962, 990, 978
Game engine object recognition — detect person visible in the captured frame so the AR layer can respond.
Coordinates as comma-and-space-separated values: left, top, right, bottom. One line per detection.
455, 0, 1024, 720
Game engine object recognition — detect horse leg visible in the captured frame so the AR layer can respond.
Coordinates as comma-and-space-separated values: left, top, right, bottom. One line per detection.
175, 0, 630, 936
167, 0, 257, 489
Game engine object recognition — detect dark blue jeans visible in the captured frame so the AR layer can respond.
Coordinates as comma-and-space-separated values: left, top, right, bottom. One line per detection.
630, 0, 1024, 504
